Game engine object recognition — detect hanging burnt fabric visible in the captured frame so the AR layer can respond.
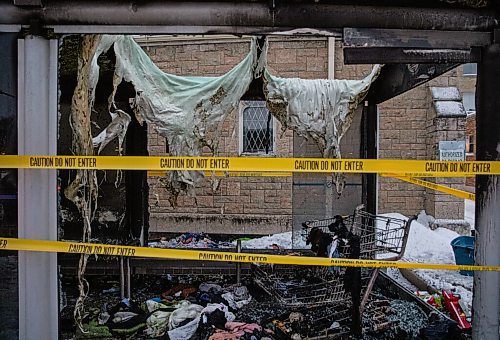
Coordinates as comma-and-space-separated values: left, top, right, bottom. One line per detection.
92, 109, 131, 155
89, 35, 264, 202
263, 65, 381, 159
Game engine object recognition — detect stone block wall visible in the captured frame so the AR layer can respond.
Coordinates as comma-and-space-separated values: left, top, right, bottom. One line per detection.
378, 85, 429, 215
142, 36, 473, 234
333, 45, 431, 216
465, 114, 476, 187
144, 37, 329, 235
426, 68, 471, 219
376, 67, 468, 219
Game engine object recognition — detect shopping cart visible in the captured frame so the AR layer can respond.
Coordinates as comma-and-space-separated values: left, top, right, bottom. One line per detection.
252, 208, 414, 310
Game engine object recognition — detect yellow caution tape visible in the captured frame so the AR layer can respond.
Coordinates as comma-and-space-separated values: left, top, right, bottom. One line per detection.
1, 155, 499, 177
0, 237, 498, 272
384, 174, 476, 201
148, 171, 293, 177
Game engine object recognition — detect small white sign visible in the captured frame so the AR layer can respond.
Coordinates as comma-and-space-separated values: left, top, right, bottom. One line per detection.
439, 141, 465, 161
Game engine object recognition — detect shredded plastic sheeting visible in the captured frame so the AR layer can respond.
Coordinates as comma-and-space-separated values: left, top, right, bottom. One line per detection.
91, 35, 262, 197
264, 65, 381, 158
92, 109, 131, 155
89, 35, 380, 198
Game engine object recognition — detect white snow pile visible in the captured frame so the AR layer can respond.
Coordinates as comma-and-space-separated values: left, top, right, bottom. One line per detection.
236, 231, 309, 250
464, 199, 475, 229
382, 212, 474, 308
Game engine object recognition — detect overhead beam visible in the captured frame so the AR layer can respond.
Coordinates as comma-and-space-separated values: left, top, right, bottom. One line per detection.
366, 63, 458, 104
344, 48, 480, 64
0, 1, 498, 32
344, 28, 492, 49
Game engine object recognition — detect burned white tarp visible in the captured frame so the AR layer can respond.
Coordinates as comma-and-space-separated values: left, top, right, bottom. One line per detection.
89, 35, 380, 198
264, 65, 381, 159
92, 109, 131, 155
90, 35, 263, 202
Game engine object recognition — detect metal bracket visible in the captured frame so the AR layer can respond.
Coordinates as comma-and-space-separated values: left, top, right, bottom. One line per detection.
22, 18, 55, 38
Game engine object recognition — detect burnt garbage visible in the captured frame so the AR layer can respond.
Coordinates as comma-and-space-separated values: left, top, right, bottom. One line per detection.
58, 210, 465, 339
59, 269, 467, 340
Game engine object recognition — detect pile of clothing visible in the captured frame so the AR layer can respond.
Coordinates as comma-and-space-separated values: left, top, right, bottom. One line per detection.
79, 278, 269, 339
149, 233, 234, 249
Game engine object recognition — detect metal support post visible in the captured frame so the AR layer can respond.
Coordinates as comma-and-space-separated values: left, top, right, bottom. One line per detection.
236, 240, 242, 284
472, 43, 500, 339
120, 257, 125, 299
362, 102, 378, 216
126, 257, 131, 299
18, 35, 58, 339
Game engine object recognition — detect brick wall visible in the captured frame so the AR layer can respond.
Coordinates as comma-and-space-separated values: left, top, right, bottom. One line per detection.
145, 37, 329, 235
376, 67, 469, 218
333, 43, 431, 216
465, 114, 476, 187
332, 46, 472, 219
377, 85, 429, 215
143, 36, 473, 234
457, 65, 477, 189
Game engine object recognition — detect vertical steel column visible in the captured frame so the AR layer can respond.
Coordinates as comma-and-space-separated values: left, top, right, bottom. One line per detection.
472, 43, 500, 340
18, 35, 58, 338
325, 38, 335, 218
361, 102, 378, 215
236, 239, 242, 284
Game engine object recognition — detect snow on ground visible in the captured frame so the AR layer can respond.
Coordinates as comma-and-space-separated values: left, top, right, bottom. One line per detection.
236, 231, 309, 249
386, 267, 418, 292
381, 213, 474, 308
464, 199, 475, 229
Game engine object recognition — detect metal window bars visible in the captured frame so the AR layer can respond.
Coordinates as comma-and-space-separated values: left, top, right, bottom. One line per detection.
252, 208, 414, 310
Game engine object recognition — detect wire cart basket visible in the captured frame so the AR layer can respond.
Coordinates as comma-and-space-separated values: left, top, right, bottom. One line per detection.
253, 208, 414, 310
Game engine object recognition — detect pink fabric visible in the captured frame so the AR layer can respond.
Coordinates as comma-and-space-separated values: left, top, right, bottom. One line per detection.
225, 322, 262, 333
208, 330, 243, 340
208, 322, 262, 340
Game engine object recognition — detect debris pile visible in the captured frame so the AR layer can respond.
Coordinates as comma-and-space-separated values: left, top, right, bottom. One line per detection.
59, 270, 463, 339
149, 233, 234, 249
362, 293, 428, 339
148, 231, 309, 250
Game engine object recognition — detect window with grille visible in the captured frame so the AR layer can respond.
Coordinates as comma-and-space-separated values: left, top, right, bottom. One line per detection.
239, 100, 275, 155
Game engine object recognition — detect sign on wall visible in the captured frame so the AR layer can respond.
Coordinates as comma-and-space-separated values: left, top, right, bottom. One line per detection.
439, 141, 466, 161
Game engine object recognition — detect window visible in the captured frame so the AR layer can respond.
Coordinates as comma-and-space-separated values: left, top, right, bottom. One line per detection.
239, 100, 275, 155
467, 134, 475, 154
462, 92, 476, 114
463, 63, 477, 76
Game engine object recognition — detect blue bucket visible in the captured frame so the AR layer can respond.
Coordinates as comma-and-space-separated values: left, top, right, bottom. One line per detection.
450, 236, 475, 276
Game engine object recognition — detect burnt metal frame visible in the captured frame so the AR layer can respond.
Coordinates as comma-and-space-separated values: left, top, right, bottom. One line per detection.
1, 1, 499, 338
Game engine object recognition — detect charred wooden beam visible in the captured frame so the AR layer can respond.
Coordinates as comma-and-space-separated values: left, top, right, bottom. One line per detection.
344, 28, 492, 49
344, 48, 480, 64
366, 63, 459, 104
0, 1, 498, 32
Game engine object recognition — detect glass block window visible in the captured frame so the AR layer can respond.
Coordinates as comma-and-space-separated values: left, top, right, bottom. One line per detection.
463, 63, 477, 76
462, 92, 476, 114
240, 101, 275, 154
